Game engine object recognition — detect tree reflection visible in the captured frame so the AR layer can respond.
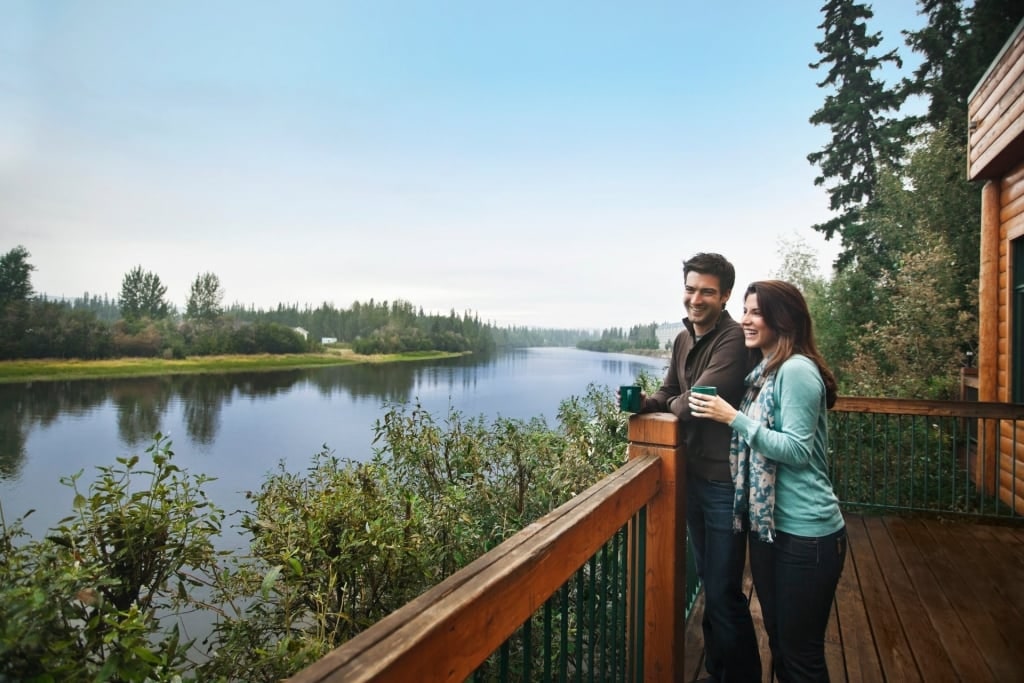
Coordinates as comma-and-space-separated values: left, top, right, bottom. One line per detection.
177, 375, 228, 445
0, 354, 500, 476
0, 393, 26, 478
0, 381, 112, 480
111, 377, 174, 445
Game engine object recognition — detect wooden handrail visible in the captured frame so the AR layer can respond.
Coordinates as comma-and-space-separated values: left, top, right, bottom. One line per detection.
834, 396, 1024, 419
287, 413, 680, 683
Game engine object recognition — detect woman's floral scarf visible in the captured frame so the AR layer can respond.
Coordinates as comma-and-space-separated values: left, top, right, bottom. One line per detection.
730, 358, 778, 542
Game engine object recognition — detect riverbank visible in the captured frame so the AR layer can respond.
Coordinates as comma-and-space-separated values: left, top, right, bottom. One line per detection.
0, 348, 465, 383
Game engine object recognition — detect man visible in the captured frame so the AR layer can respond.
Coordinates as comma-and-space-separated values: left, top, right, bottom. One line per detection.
641, 252, 761, 682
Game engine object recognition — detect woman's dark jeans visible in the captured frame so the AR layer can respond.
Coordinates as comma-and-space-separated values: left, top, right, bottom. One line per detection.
749, 526, 847, 682
687, 474, 761, 681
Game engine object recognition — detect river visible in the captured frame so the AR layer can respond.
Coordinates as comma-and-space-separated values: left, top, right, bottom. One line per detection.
0, 348, 668, 542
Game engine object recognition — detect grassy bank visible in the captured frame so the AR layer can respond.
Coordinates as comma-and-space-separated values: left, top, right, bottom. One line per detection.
0, 349, 465, 383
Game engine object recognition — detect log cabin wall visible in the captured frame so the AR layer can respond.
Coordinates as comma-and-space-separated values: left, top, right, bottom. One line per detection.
967, 19, 1024, 510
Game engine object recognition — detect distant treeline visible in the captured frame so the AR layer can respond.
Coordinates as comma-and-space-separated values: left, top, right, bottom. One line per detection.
575, 323, 660, 353
0, 246, 616, 361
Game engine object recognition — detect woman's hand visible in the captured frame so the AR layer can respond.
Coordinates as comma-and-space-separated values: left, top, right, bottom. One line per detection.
688, 392, 738, 424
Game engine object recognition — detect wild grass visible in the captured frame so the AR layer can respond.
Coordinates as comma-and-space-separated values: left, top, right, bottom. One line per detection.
0, 349, 464, 383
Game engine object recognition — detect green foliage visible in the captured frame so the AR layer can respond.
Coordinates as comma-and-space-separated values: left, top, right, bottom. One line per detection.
0, 246, 36, 360
184, 272, 224, 323
843, 242, 975, 399
119, 266, 172, 322
232, 298, 497, 355
807, 0, 913, 259
0, 245, 34, 306
577, 323, 659, 352
201, 380, 635, 679
0, 435, 224, 682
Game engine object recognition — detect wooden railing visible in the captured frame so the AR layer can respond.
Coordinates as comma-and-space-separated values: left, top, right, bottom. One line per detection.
287, 412, 685, 682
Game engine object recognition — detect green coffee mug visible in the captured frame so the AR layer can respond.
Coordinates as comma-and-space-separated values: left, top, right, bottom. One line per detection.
619, 385, 642, 412
691, 385, 717, 397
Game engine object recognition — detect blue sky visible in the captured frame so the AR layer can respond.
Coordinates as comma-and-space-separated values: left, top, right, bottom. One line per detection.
0, 1, 926, 329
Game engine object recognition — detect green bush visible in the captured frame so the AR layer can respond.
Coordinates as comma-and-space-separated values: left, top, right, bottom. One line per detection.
0, 435, 224, 682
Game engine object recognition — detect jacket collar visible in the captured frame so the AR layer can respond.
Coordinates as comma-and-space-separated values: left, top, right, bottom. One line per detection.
683, 309, 734, 339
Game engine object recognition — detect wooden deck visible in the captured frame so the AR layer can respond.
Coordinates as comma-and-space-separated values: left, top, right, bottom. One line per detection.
684, 514, 1024, 682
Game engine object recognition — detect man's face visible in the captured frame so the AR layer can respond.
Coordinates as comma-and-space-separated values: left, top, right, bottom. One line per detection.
683, 271, 729, 335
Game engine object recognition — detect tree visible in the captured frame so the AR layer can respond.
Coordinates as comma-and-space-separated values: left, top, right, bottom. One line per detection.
0, 246, 36, 358
807, 0, 915, 268
185, 272, 224, 322
902, 0, 967, 136
0, 245, 34, 306
843, 241, 975, 399
119, 266, 171, 321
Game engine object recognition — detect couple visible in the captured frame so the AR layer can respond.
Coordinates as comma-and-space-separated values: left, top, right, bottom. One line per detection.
637, 252, 845, 682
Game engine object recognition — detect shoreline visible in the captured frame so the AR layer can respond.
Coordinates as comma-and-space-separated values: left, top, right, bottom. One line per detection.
0, 349, 466, 384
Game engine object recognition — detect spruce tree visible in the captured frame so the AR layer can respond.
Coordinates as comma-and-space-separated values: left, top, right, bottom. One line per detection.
807, 0, 914, 270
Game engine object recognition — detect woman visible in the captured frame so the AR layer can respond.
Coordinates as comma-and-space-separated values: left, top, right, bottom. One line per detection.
688, 280, 845, 682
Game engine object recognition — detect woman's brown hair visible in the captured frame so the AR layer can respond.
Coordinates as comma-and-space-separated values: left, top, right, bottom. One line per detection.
744, 280, 838, 408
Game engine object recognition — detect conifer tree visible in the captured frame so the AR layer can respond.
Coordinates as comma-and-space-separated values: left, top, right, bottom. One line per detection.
119, 266, 171, 321
807, 0, 914, 270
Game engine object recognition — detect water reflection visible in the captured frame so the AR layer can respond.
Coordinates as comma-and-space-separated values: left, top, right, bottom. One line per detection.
0, 350, 668, 489
0, 354, 507, 480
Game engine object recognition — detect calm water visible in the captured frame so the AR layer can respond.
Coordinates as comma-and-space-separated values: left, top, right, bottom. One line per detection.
0, 348, 667, 543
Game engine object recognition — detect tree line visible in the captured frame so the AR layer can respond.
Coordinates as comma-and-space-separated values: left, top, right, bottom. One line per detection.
0, 248, 607, 361
576, 323, 661, 353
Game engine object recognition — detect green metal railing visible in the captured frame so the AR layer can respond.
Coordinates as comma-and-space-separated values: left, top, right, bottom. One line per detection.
829, 398, 1023, 518
469, 514, 644, 682
471, 519, 704, 683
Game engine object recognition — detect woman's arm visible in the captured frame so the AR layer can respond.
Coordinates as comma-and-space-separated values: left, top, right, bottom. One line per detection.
689, 356, 824, 466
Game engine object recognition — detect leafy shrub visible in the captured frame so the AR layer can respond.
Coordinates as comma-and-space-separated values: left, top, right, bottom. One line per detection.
0, 435, 223, 682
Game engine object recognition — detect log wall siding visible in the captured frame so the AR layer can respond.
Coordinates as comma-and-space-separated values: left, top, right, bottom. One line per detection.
1002, 164, 1024, 511
1001, 165, 1023, 403
968, 20, 1024, 512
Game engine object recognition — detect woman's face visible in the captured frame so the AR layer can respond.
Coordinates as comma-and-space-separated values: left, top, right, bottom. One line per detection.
741, 292, 778, 355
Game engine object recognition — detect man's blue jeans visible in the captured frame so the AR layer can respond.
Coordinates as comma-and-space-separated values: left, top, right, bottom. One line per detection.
749, 526, 847, 682
687, 473, 761, 682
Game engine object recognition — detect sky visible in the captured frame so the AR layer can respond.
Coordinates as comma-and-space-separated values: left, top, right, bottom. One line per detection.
0, 1, 928, 330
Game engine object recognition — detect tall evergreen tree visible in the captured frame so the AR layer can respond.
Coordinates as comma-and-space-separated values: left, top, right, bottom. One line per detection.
0, 245, 35, 306
807, 0, 915, 269
902, 0, 967, 135
0, 245, 36, 359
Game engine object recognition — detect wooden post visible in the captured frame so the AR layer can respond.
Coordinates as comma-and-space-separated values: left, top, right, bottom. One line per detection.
628, 412, 686, 682
978, 179, 1000, 493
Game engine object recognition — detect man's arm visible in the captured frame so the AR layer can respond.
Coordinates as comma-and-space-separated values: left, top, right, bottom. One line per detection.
644, 333, 684, 412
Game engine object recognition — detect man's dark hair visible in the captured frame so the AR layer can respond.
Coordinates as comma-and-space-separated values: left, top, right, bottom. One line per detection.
683, 252, 735, 294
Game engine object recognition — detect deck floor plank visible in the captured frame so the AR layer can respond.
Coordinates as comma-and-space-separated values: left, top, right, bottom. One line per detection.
919, 519, 1023, 682
962, 523, 1024, 616
832, 516, 882, 683
888, 516, 993, 682
845, 515, 923, 681
683, 514, 1023, 682
863, 515, 955, 681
